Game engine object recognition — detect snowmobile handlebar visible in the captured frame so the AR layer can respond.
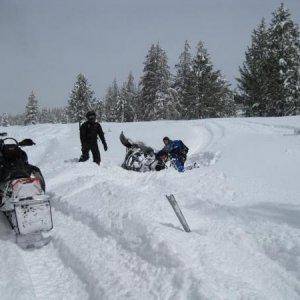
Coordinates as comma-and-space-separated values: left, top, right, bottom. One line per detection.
18, 139, 36, 147
0, 137, 36, 147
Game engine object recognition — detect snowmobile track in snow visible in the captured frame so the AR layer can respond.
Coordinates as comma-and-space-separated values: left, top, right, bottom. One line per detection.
53, 207, 200, 298
49, 191, 205, 299
51, 191, 184, 268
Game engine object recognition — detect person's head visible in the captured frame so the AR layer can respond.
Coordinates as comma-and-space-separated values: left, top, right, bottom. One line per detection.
163, 136, 170, 146
156, 150, 168, 162
86, 111, 96, 122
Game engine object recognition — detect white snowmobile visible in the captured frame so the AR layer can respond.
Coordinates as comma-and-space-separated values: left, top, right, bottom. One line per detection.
0, 134, 53, 248
120, 132, 168, 172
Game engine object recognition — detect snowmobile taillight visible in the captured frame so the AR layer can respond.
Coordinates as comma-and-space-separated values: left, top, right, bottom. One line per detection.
12, 177, 40, 188
11, 177, 43, 200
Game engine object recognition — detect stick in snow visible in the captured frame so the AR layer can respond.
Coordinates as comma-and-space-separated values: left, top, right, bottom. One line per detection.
166, 194, 191, 232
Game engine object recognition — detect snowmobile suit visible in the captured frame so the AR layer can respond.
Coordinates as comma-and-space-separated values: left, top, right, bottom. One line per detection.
164, 140, 189, 172
79, 120, 107, 165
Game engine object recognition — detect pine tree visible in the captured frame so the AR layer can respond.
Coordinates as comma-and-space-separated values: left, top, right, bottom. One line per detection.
115, 85, 127, 122
103, 79, 119, 122
52, 107, 68, 123
118, 73, 139, 122
174, 41, 194, 119
140, 43, 171, 120
67, 73, 96, 123
39, 108, 51, 123
24, 91, 39, 125
267, 4, 300, 116
94, 99, 104, 122
237, 19, 270, 116
237, 4, 300, 117
190, 42, 235, 119
1, 113, 9, 127
9, 113, 25, 126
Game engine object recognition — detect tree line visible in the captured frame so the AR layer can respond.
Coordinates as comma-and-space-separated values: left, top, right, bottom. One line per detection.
1, 3, 299, 127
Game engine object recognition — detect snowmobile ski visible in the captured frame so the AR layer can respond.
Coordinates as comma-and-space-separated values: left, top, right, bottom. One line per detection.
17, 232, 52, 249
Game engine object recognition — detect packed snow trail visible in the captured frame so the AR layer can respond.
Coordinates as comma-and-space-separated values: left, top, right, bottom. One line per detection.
0, 117, 299, 299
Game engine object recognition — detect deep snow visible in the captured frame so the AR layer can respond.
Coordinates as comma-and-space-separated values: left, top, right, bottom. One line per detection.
0, 116, 299, 299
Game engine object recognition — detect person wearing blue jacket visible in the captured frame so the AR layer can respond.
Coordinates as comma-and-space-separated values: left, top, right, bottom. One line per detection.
162, 137, 189, 172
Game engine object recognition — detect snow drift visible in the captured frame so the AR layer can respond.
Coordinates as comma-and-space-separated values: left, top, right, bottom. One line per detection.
0, 116, 299, 299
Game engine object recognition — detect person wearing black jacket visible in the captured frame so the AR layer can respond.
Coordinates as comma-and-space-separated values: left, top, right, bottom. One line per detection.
79, 111, 108, 165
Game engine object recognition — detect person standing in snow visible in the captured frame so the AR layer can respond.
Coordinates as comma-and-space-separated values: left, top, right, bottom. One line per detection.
161, 137, 189, 172
79, 111, 108, 165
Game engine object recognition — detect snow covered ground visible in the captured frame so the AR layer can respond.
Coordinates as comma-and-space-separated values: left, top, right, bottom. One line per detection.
0, 116, 299, 299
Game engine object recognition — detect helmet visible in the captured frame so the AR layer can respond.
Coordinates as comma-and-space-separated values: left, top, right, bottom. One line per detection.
86, 111, 96, 118
86, 111, 96, 121
156, 150, 168, 162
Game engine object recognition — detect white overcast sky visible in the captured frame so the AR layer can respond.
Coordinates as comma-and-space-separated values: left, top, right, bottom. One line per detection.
0, 0, 299, 113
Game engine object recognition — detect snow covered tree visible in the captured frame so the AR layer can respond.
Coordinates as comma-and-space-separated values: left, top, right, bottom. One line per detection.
1, 113, 9, 127
8, 113, 25, 126
238, 4, 300, 117
94, 99, 104, 122
267, 4, 300, 116
57, 107, 69, 123
39, 108, 51, 123
51, 107, 68, 123
140, 43, 172, 120
237, 19, 271, 116
174, 41, 194, 119
118, 73, 139, 122
67, 74, 96, 123
115, 84, 127, 123
103, 79, 119, 122
190, 42, 235, 119
24, 91, 39, 125
151, 87, 181, 120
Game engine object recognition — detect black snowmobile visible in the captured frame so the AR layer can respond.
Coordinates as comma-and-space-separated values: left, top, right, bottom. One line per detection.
120, 132, 168, 172
0, 132, 53, 248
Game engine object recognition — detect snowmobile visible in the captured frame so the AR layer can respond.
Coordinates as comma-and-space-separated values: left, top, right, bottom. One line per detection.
120, 132, 168, 172
0, 133, 53, 248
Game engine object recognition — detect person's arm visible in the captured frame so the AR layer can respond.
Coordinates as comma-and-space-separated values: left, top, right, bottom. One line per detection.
97, 124, 108, 151
0, 150, 6, 181
181, 141, 189, 154
79, 123, 86, 145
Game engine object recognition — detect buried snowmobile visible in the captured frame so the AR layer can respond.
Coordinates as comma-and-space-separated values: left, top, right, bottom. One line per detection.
0, 133, 53, 248
120, 132, 168, 172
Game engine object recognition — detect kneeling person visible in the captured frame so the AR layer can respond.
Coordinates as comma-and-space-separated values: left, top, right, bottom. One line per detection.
162, 137, 189, 172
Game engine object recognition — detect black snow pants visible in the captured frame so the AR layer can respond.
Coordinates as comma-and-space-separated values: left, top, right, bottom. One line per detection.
79, 142, 101, 165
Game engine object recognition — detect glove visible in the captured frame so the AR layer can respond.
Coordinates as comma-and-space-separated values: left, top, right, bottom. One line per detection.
103, 143, 108, 151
